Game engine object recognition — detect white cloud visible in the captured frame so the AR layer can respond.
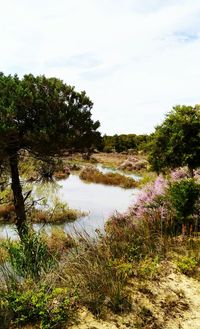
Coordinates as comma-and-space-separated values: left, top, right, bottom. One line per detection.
0, 0, 200, 134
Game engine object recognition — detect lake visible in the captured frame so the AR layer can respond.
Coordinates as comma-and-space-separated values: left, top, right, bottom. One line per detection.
0, 166, 140, 239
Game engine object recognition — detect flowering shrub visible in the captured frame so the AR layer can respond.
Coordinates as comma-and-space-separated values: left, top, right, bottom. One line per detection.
170, 168, 189, 181
129, 175, 168, 220
171, 167, 200, 182
107, 169, 200, 238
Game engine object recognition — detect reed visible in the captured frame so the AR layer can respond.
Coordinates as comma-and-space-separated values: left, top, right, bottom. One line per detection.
80, 166, 137, 188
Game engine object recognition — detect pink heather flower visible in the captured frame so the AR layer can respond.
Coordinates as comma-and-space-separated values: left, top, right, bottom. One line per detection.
136, 175, 168, 204
128, 175, 169, 219
170, 168, 188, 181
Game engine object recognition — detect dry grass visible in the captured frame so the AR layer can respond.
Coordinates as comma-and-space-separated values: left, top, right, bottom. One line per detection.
92, 152, 146, 168
80, 166, 137, 188
60, 234, 132, 316
1, 223, 200, 328
31, 206, 84, 224
0, 200, 84, 224
42, 228, 76, 254
54, 170, 70, 180
0, 204, 15, 223
0, 242, 9, 264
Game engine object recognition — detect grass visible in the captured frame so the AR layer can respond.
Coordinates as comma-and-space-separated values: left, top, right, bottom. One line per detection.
0, 199, 85, 224
1, 164, 200, 328
17, 151, 150, 181
92, 152, 147, 168
1, 216, 200, 328
0, 204, 15, 223
0, 239, 9, 264
0, 228, 75, 265
60, 233, 132, 316
137, 171, 157, 187
91, 152, 132, 168
42, 227, 76, 254
30, 205, 84, 224
80, 166, 138, 188
175, 255, 198, 275
2, 228, 56, 281
53, 170, 70, 179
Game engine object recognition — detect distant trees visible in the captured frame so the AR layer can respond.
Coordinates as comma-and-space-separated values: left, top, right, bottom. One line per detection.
0, 73, 100, 237
102, 134, 150, 153
149, 105, 200, 176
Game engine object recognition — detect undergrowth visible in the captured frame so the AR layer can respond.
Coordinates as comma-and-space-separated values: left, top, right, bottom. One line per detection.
0, 173, 200, 328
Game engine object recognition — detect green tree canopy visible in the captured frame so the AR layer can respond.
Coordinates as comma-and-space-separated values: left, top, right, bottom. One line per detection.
0, 73, 100, 156
0, 73, 100, 237
149, 105, 200, 176
102, 133, 150, 153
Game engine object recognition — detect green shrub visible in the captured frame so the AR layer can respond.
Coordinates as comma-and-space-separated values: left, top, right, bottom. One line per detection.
168, 179, 200, 219
2, 286, 77, 328
137, 256, 160, 279
176, 256, 198, 275
168, 178, 200, 234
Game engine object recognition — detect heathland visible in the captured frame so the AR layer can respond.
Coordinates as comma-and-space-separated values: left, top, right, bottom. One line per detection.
0, 74, 200, 329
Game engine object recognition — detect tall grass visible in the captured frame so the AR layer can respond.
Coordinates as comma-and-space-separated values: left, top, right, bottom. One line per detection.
60, 233, 131, 315
80, 166, 137, 188
1, 228, 56, 283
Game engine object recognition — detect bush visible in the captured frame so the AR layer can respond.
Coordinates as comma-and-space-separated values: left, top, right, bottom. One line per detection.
128, 175, 200, 236
137, 256, 160, 279
129, 175, 170, 229
168, 178, 200, 218
105, 212, 167, 261
168, 178, 200, 233
176, 256, 198, 275
1, 286, 77, 328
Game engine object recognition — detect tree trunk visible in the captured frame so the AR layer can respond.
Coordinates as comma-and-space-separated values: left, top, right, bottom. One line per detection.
182, 223, 186, 237
9, 152, 28, 239
188, 166, 194, 178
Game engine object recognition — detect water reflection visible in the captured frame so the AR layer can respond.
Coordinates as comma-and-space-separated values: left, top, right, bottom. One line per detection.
96, 164, 141, 181
0, 172, 139, 239
31, 179, 61, 207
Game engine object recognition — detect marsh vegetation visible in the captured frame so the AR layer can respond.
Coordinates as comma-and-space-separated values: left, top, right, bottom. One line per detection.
0, 73, 200, 328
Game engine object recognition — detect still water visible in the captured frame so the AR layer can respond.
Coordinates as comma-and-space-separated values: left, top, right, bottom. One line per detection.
96, 164, 141, 180
0, 167, 140, 239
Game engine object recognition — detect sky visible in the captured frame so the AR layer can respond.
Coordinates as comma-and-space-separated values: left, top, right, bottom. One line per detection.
0, 0, 200, 135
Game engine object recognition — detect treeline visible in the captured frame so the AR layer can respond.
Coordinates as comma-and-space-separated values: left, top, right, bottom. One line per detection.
100, 134, 151, 153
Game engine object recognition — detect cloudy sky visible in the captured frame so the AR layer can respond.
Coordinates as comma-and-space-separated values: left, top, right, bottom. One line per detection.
1, 0, 200, 135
